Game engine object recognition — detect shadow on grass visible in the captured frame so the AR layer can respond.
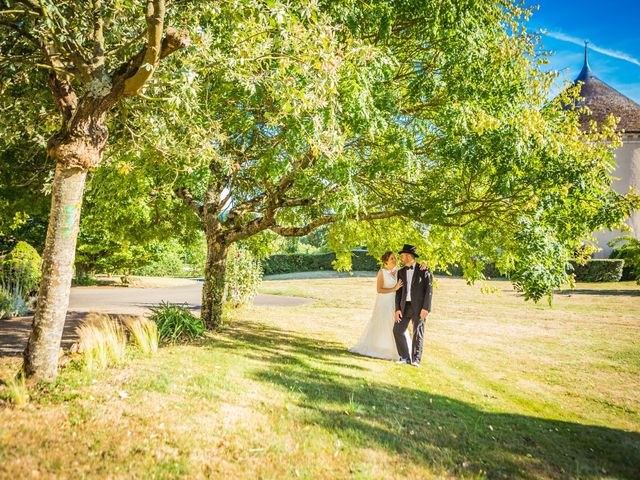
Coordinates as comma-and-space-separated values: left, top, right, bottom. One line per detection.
213, 321, 640, 479
556, 289, 640, 297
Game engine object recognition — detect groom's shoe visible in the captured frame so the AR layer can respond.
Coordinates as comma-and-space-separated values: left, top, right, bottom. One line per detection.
411, 361, 420, 368
396, 358, 411, 365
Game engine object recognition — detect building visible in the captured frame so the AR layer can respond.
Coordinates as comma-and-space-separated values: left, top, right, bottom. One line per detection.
570, 44, 640, 257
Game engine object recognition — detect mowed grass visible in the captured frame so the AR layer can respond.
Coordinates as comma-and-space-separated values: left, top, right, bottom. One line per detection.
1, 275, 639, 479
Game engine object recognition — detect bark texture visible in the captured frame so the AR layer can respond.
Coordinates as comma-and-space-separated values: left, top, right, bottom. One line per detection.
201, 240, 228, 330
23, 164, 88, 381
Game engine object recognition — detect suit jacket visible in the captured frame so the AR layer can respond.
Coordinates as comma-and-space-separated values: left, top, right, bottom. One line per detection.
395, 265, 433, 316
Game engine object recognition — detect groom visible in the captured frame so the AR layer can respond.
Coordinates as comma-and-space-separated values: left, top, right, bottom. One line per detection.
394, 244, 433, 367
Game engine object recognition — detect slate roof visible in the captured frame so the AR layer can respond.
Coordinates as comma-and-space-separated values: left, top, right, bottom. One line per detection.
571, 43, 640, 134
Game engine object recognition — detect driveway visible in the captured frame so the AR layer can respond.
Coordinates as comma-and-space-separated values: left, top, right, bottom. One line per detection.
1, 281, 313, 357
68, 281, 313, 315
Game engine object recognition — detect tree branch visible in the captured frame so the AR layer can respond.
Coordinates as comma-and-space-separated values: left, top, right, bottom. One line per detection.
123, 0, 165, 95
90, 0, 105, 78
0, 20, 39, 46
105, 26, 189, 110
270, 211, 398, 237
227, 210, 398, 243
175, 187, 204, 220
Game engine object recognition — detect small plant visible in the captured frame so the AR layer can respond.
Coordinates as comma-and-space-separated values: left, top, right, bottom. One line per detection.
0, 287, 30, 318
76, 314, 127, 370
123, 316, 159, 354
6, 372, 29, 406
0, 288, 11, 318
149, 302, 205, 343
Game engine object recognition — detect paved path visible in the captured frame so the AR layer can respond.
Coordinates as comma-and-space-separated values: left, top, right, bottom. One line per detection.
68, 282, 313, 315
1, 282, 313, 357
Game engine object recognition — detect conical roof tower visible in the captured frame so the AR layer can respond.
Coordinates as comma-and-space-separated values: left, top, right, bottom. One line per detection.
572, 42, 640, 133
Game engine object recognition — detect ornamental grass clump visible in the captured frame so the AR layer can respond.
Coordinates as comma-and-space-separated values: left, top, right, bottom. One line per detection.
123, 316, 159, 354
77, 314, 127, 370
149, 302, 205, 343
5, 372, 29, 407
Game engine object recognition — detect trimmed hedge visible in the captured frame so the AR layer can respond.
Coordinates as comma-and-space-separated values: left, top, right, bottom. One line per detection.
262, 251, 504, 277
263, 250, 378, 275
570, 259, 624, 282
610, 247, 637, 281
263, 252, 626, 283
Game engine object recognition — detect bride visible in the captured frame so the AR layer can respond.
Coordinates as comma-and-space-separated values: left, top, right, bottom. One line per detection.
349, 251, 412, 360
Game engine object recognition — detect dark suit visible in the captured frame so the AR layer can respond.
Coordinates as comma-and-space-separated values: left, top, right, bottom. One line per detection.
393, 264, 433, 363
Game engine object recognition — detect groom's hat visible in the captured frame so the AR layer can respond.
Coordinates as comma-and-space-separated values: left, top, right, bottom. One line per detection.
398, 244, 419, 258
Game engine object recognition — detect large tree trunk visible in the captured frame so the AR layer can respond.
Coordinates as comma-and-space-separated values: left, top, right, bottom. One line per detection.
23, 118, 107, 381
201, 239, 229, 330
22, 163, 88, 381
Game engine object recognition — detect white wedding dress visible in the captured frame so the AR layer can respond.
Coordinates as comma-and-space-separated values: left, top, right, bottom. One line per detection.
349, 268, 411, 360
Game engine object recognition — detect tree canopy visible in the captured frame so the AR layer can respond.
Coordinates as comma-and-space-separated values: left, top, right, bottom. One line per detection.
1, 0, 638, 344
94, 0, 638, 314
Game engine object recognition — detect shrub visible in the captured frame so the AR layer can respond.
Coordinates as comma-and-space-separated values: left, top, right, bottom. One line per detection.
0, 241, 41, 317
73, 272, 98, 286
0, 241, 42, 294
149, 302, 205, 343
226, 245, 263, 307
123, 316, 159, 354
135, 243, 187, 277
133, 238, 207, 278
569, 259, 624, 282
76, 314, 127, 370
610, 237, 640, 283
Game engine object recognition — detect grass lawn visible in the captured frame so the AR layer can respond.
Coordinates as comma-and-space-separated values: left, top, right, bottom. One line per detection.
1, 275, 639, 479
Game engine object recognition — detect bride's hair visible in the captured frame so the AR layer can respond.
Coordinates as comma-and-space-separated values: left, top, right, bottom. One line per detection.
381, 251, 393, 264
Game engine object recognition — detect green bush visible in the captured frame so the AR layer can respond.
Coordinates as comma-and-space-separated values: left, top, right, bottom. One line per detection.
135, 247, 187, 277
0, 241, 41, 293
610, 238, 640, 283
226, 245, 263, 308
569, 259, 624, 282
0, 241, 41, 317
73, 272, 98, 286
149, 302, 205, 343
262, 250, 378, 275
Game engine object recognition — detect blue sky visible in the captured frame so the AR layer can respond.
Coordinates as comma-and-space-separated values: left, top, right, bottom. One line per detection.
525, 0, 640, 103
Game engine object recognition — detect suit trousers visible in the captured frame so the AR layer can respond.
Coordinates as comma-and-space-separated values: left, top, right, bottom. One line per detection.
393, 301, 425, 363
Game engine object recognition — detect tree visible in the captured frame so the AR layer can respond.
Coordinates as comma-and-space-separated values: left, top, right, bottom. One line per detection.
0, 0, 191, 380
101, 0, 636, 329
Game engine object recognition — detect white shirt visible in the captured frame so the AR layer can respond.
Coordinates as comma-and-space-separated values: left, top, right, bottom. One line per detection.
405, 264, 415, 301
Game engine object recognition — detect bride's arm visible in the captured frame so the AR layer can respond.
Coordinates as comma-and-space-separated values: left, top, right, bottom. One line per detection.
377, 270, 403, 294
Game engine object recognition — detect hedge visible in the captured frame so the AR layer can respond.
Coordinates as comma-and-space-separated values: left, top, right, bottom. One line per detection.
263, 252, 626, 283
262, 250, 378, 275
262, 251, 504, 277
569, 259, 624, 282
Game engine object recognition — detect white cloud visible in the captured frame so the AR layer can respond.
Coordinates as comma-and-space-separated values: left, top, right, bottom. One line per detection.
541, 30, 640, 67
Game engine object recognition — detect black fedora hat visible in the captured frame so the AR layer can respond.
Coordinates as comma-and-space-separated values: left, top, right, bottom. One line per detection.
398, 244, 419, 258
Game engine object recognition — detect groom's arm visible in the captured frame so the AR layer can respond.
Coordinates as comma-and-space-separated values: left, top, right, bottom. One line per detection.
395, 270, 403, 312
422, 270, 433, 313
